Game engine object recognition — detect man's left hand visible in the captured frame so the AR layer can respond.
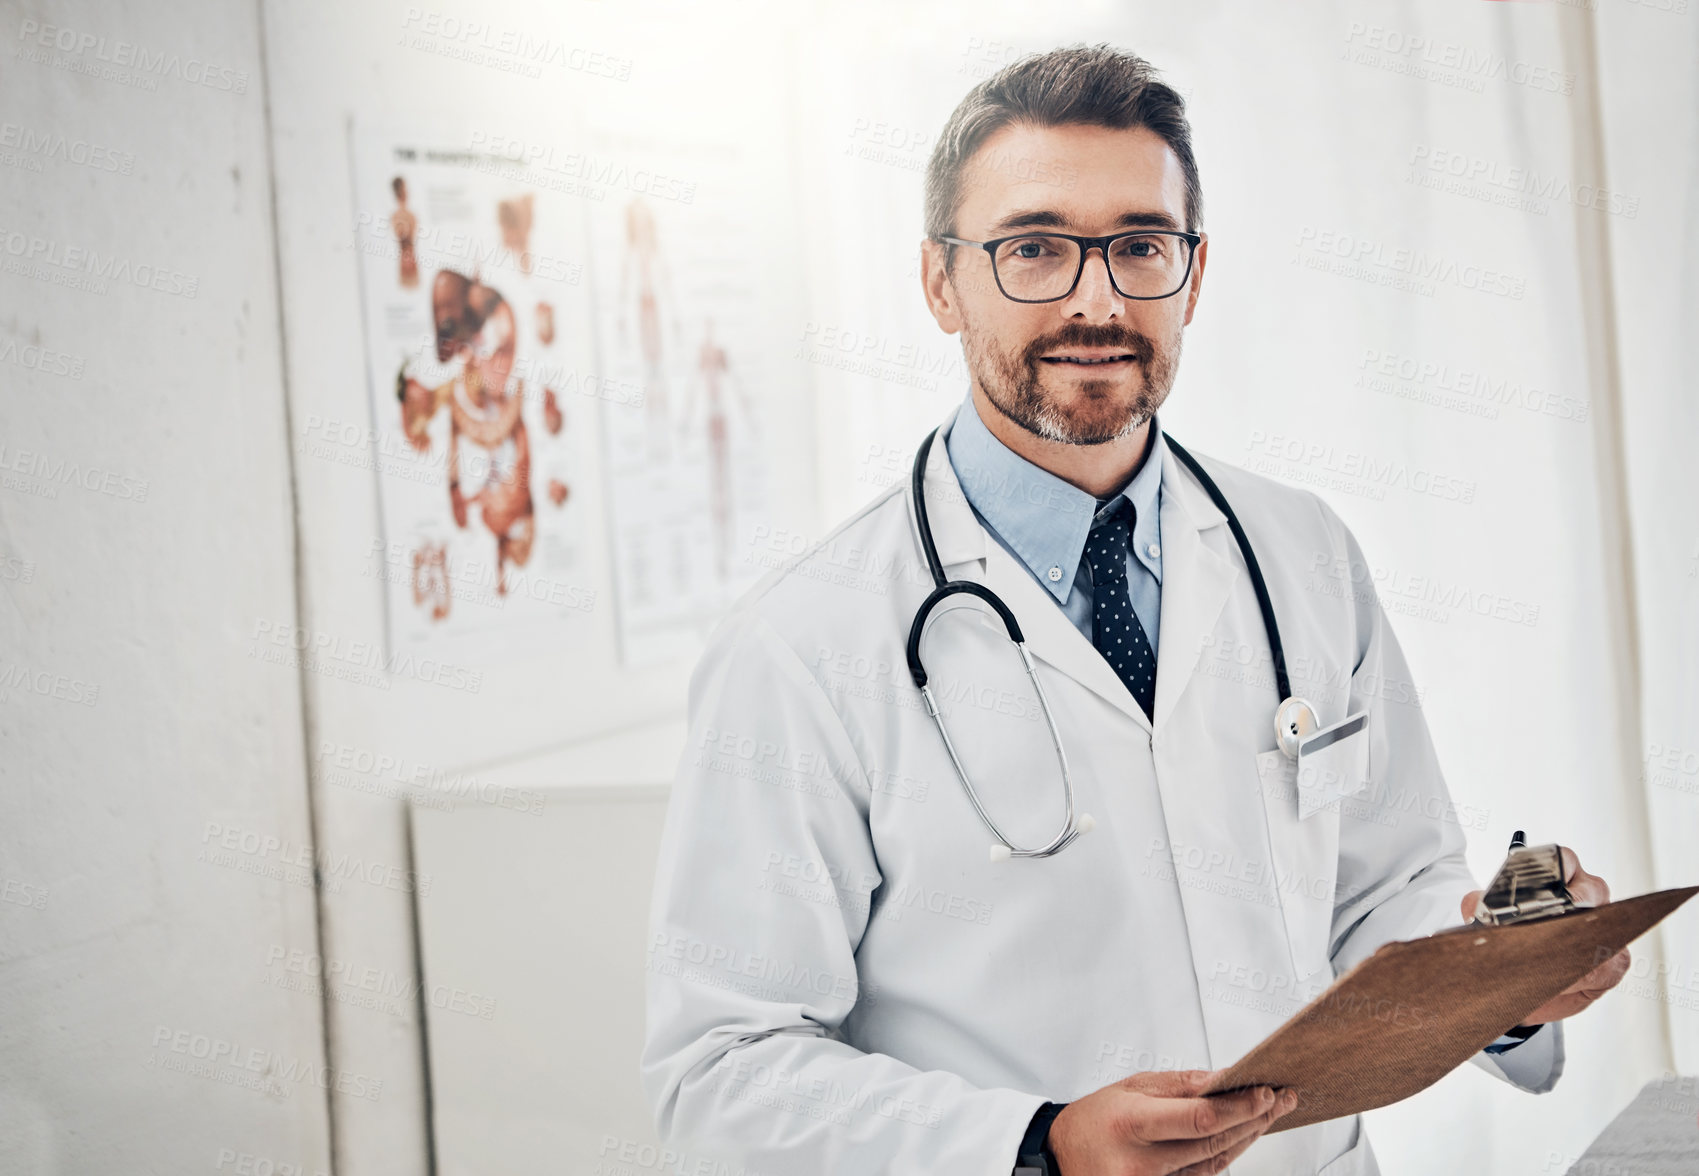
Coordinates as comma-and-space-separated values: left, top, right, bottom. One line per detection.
1460, 846, 1631, 1025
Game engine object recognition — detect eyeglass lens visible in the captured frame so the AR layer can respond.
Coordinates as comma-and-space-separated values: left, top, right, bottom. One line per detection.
992, 234, 1191, 300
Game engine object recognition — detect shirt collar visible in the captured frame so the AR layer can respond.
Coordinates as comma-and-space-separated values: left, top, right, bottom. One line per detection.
944, 392, 1166, 605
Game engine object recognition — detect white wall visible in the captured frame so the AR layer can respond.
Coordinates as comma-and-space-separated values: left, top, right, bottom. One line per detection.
1596, 0, 1699, 1079
0, 0, 330, 1173
255, 1, 817, 1168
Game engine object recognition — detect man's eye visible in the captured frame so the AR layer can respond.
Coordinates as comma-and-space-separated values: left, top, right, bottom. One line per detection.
1117, 237, 1165, 260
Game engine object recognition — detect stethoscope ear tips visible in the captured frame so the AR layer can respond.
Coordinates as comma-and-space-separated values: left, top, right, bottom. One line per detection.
989, 844, 1013, 864
1077, 813, 1097, 834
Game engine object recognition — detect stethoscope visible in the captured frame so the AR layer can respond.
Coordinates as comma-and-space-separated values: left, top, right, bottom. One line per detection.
906, 426, 1322, 862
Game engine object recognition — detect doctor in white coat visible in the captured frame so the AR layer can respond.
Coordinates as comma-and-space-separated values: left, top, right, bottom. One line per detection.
642, 45, 1628, 1176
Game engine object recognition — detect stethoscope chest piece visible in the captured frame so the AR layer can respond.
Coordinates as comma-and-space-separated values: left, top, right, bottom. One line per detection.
1274, 696, 1321, 759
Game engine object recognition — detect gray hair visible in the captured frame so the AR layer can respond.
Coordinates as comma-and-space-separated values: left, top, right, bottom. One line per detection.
923, 44, 1202, 245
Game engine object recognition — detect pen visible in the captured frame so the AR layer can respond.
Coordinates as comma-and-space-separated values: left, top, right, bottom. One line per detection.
1509, 829, 1526, 851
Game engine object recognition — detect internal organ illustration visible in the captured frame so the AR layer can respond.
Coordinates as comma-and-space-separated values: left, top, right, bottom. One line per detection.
398, 269, 536, 598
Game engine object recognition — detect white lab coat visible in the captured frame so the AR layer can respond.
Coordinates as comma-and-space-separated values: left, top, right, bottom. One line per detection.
643, 406, 1562, 1175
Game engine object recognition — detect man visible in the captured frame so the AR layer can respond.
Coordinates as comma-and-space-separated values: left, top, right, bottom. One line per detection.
643, 46, 1628, 1175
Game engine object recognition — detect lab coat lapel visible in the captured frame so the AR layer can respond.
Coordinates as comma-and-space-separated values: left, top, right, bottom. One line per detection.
982, 539, 1151, 728
917, 409, 1150, 728
1152, 452, 1237, 734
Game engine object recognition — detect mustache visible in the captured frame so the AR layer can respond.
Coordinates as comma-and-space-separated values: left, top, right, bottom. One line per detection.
1021, 324, 1153, 364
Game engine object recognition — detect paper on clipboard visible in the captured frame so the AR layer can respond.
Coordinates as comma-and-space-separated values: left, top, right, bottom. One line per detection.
1200, 885, 1699, 1132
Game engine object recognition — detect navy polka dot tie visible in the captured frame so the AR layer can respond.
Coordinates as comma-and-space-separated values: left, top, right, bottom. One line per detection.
1085, 499, 1156, 720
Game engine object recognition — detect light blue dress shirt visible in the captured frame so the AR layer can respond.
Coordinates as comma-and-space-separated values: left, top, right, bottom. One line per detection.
945, 393, 1166, 653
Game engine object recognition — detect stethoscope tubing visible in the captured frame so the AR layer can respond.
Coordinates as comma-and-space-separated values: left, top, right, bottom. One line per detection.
903, 423, 1303, 859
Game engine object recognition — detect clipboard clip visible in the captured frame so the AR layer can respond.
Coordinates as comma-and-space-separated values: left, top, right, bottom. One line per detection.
1472, 841, 1576, 926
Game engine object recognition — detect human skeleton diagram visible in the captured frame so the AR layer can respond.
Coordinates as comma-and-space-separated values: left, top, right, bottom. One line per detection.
411, 542, 450, 620
679, 319, 757, 582
618, 197, 679, 453
390, 176, 418, 289
498, 192, 534, 276
397, 270, 546, 602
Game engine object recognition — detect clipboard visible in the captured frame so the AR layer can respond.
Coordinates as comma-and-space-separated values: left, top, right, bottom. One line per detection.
1200, 858, 1697, 1132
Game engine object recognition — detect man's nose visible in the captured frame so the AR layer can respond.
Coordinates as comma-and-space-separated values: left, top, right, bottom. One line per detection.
1060, 246, 1125, 321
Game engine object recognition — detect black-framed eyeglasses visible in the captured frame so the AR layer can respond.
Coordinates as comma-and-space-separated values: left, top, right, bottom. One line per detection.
935, 229, 1202, 303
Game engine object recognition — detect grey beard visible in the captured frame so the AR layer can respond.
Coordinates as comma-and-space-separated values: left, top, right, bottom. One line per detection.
962, 320, 1180, 446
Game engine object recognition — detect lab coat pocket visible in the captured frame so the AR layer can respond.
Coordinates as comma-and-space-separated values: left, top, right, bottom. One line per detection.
1295, 714, 1372, 820
1316, 1121, 1379, 1176
1255, 747, 1343, 985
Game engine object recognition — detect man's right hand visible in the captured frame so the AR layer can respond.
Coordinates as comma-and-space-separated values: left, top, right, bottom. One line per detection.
1047, 1070, 1298, 1175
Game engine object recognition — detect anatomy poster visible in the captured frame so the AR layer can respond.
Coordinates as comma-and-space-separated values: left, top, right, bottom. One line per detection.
585, 128, 774, 666
350, 125, 594, 664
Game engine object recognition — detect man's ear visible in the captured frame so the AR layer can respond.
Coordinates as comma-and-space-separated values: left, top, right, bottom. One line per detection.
920, 238, 964, 335
1182, 232, 1208, 328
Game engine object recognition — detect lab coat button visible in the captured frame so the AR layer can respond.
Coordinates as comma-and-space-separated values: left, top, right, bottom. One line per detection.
1047, 566, 1063, 583
1147, 543, 1161, 558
